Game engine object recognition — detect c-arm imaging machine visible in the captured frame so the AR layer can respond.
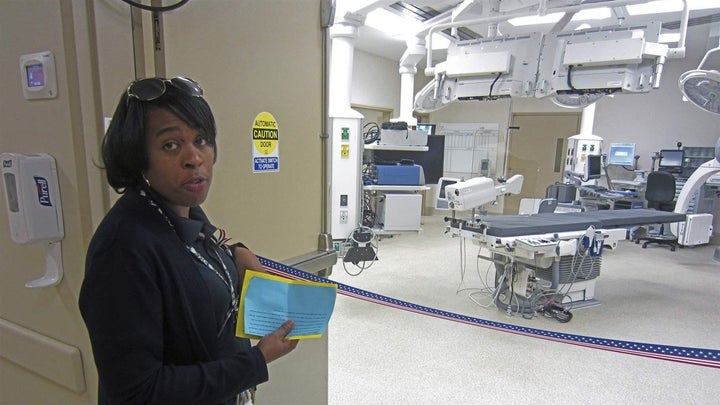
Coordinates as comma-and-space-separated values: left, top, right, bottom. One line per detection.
670, 137, 720, 241
438, 171, 689, 314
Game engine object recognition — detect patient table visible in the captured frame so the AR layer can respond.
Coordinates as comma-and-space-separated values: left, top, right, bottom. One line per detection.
446, 209, 686, 310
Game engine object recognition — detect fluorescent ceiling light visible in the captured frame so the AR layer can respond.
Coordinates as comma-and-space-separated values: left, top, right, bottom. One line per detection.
366, 8, 422, 37
366, 8, 448, 49
627, 0, 720, 15
508, 12, 565, 26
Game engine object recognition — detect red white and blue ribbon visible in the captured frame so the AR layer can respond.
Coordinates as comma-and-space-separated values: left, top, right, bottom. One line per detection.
259, 256, 720, 369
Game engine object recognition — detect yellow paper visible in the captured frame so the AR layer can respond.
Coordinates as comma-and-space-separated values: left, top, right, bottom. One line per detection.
236, 270, 337, 340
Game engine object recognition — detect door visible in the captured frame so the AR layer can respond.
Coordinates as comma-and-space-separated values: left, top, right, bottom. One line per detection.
162, 2, 326, 404
504, 113, 581, 214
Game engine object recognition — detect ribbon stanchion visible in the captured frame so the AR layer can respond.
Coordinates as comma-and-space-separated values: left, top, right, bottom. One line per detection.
259, 256, 720, 369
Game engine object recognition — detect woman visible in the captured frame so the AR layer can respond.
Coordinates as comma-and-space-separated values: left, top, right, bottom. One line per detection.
79, 77, 298, 404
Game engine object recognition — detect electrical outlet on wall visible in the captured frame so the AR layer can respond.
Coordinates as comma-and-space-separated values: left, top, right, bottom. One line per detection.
339, 210, 348, 224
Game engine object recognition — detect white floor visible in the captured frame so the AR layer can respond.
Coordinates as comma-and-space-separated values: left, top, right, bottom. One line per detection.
327, 215, 720, 404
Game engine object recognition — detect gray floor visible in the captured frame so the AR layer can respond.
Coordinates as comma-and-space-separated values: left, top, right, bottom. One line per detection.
327, 214, 720, 404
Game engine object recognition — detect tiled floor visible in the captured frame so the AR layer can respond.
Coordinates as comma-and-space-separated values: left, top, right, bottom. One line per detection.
327, 214, 720, 404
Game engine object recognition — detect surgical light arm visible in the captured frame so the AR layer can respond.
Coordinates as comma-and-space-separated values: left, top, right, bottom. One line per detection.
445, 174, 524, 211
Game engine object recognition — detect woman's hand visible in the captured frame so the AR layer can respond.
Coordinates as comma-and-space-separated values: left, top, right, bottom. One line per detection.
257, 320, 299, 363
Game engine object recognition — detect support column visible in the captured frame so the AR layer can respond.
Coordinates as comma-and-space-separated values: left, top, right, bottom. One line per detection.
394, 36, 425, 125
328, 16, 364, 241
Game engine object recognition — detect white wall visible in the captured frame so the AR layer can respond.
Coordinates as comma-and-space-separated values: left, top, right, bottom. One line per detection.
351, 50, 401, 114
593, 23, 720, 171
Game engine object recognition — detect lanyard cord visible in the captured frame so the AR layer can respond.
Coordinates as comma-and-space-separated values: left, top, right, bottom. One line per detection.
187, 244, 239, 337
140, 190, 238, 337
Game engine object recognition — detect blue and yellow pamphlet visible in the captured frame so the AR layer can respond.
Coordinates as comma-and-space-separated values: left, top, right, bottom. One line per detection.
236, 270, 337, 340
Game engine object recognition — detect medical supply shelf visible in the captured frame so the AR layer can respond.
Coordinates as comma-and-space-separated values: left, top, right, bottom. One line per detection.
363, 144, 429, 235
364, 144, 428, 152
363, 185, 429, 192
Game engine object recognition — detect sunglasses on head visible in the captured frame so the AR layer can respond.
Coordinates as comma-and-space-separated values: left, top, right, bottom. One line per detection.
126, 76, 203, 103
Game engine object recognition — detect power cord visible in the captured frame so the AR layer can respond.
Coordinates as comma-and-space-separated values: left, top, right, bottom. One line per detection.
342, 226, 379, 276
458, 241, 498, 309
119, 0, 189, 12
540, 300, 573, 323
363, 122, 380, 144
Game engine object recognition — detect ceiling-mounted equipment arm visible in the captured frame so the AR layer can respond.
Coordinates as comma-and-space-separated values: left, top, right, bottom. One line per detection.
423, 0, 654, 77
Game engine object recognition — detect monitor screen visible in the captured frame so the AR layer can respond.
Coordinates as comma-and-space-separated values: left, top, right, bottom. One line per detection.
585, 154, 602, 180
26, 63, 45, 88
435, 177, 459, 210
658, 149, 684, 168
607, 143, 636, 166
373, 135, 445, 184
416, 123, 436, 135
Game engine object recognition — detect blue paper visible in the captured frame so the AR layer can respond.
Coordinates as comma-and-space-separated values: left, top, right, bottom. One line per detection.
239, 271, 337, 339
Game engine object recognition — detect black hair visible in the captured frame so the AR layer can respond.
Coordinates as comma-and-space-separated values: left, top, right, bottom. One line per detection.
101, 79, 217, 193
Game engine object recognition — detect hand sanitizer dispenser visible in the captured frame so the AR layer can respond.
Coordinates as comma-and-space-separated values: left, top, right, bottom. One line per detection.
1, 153, 64, 287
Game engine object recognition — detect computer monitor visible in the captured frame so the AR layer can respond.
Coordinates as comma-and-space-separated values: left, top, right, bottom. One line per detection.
658, 149, 684, 173
607, 143, 636, 166
416, 123, 436, 135
435, 177, 459, 210
585, 154, 602, 180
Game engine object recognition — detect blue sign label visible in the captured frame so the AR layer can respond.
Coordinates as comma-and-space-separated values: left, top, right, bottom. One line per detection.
253, 156, 279, 172
34, 176, 52, 206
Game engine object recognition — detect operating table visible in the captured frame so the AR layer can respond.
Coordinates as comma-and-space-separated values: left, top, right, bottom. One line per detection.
446, 209, 687, 309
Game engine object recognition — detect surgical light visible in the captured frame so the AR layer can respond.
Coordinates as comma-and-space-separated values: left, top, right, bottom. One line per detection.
551, 93, 606, 108
414, 79, 448, 113
679, 47, 720, 115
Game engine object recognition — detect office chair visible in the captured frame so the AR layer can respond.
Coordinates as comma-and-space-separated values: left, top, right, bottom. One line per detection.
635, 171, 679, 251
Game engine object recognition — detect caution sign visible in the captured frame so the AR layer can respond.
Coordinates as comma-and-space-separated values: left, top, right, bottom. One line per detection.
252, 112, 279, 173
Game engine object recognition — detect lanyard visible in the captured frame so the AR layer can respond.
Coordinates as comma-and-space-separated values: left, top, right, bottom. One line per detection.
141, 189, 238, 337
187, 244, 239, 337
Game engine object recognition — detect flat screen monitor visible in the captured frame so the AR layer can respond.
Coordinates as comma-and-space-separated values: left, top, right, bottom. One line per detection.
607, 143, 636, 166
373, 135, 445, 184
416, 123, 436, 135
435, 177, 459, 210
658, 149, 684, 173
585, 154, 602, 180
